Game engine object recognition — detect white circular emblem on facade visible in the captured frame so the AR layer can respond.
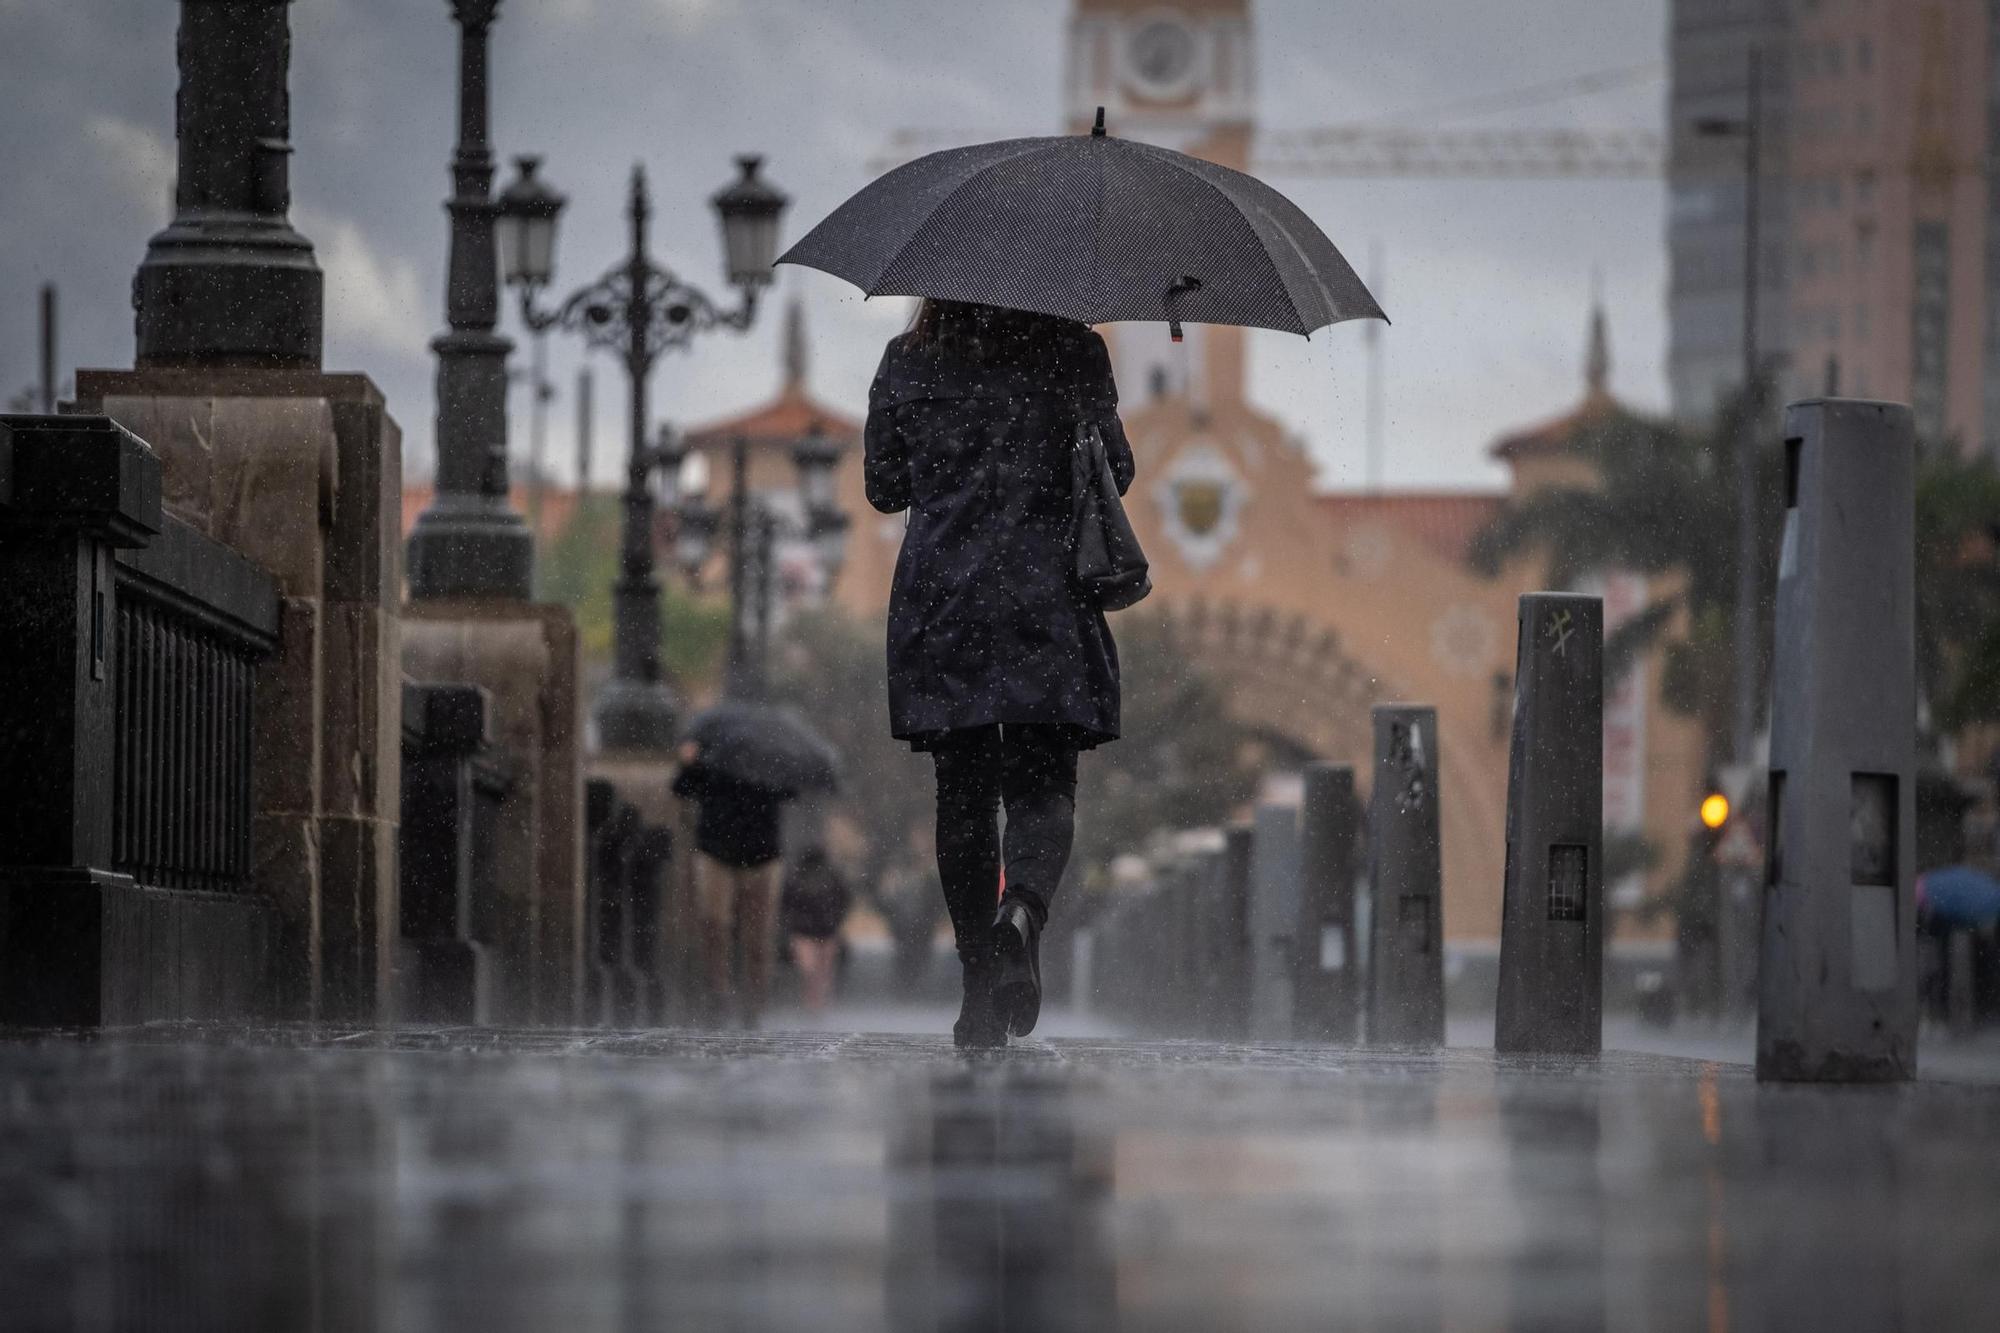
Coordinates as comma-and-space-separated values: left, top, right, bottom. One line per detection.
1429, 604, 1499, 676
1154, 443, 1246, 572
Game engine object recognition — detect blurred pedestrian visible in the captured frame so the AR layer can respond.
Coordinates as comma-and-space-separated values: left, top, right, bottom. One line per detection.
673, 745, 787, 1029
782, 847, 852, 1011
863, 298, 1133, 1048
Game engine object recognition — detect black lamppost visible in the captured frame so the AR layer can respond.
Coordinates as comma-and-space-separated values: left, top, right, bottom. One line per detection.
669, 425, 851, 698
406, 0, 533, 602
495, 155, 789, 750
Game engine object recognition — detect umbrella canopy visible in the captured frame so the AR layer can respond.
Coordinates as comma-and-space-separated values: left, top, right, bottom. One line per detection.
1918, 865, 2000, 929
682, 699, 840, 798
778, 112, 1384, 337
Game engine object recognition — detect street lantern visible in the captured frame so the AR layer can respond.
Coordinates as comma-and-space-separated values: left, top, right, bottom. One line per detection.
496, 156, 566, 289
711, 155, 788, 290
652, 422, 688, 508
791, 422, 841, 513
673, 500, 721, 583
808, 506, 851, 586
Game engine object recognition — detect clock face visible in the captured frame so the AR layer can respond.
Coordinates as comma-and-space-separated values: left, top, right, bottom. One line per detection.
1128, 18, 1198, 95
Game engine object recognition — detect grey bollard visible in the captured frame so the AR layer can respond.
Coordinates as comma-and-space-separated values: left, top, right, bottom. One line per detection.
1216, 824, 1256, 1038
1367, 706, 1445, 1047
1247, 803, 1302, 1040
1758, 398, 1917, 1082
1494, 592, 1605, 1056
1295, 763, 1362, 1043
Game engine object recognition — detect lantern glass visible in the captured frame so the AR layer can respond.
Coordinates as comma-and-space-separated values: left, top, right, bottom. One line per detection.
792, 429, 840, 511
711, 155, 788, 289
496, 156, 565, 287
675, 502, 719, 579
812, 510, 851, 584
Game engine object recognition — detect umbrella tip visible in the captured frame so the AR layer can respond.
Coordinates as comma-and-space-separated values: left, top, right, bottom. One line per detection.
1092, 106, 1106, 137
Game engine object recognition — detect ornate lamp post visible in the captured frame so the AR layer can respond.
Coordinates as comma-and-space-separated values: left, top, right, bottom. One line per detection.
406, 0, 533, 601
671, 428, 851, 698
495, 155, 788, 750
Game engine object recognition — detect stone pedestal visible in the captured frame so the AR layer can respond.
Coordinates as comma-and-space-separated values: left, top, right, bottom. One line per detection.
589, 750, 684, 1022
403, 603, 582, 1026
398, 682, 499, 1026
1494, 592, 1605, 1057
74, 369, 403, 1022
1758, 398, 1918, 1083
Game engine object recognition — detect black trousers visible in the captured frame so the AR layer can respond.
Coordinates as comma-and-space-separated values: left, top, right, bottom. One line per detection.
930, 724, 1079, 957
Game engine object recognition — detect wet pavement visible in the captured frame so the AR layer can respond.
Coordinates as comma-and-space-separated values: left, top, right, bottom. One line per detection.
3, 1021, 1998, 1331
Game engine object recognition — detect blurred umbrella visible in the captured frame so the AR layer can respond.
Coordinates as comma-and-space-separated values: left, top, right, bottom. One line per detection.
1917, 865, 2000, 929
682, 699, 840, 797
777, 109, 1385, 339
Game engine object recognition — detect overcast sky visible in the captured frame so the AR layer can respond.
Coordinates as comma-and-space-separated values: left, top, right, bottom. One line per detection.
0, 0, 1667, 492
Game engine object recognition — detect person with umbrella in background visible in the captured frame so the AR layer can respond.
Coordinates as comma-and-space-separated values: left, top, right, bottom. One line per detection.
780, 107, 1382, 1049
672, 701, 838, 1028
781, 846, 852, 1012
673, 745, 788, 1028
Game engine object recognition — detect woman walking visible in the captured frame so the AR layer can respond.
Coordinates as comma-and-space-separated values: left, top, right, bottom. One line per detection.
863, 299, 1133, 1049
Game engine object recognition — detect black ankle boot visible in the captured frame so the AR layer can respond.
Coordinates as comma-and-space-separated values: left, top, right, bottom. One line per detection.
953, 954, 1005, 1049
990, 896, 1042, 1037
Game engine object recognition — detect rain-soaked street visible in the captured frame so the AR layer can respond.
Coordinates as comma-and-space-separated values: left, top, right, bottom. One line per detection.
4, 1018, 1999, 1332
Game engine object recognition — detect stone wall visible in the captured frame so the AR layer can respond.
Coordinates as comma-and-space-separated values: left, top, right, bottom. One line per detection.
74, 368, 404, 1021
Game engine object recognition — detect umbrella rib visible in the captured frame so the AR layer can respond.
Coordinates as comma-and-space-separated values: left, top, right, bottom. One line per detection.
863, 138, 1060, 294
1126, 142, 1313, 334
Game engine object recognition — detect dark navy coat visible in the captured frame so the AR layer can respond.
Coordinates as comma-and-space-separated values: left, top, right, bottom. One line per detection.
863, 326, 1135, 749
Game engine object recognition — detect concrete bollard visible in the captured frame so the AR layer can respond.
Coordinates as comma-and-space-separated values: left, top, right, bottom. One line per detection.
1494, 592, 1605, 1056
1367, 706, 1444, 1047
1212, 824, 1256, 1039
1295, 763, 1362, 1043
1248, 803, 1302, 1039
1758, 399, 1917, 1083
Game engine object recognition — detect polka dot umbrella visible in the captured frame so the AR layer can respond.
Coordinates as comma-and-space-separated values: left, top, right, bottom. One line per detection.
777, 109, 1387, 339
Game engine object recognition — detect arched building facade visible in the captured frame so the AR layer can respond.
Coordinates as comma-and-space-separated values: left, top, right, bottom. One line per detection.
689, 0, 1707, 946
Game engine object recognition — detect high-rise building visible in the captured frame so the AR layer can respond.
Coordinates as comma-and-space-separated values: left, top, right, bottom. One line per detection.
1669, 0, 1999, 449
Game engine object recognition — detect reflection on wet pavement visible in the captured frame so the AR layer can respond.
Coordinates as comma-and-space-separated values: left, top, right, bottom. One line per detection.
2, 1026, 1997, 1331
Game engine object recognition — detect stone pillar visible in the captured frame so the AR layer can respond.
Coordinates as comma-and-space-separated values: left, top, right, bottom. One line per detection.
1367, 705, 1444, 1048
80, 0, 402, 1023
397, 682, 494, 1025
1494, 592, 1605, 1057
403, 606, 583, 1026
1295, 762, 1361, 1044
1247, 802, 1301, 1040
77, 372, 404, 1023
1758, 398, 1918, 1083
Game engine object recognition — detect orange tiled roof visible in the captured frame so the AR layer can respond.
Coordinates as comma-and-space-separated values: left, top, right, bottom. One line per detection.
1318, 491, 1507, 564
683, 384, 860, 447
1487, 387, 1638, 461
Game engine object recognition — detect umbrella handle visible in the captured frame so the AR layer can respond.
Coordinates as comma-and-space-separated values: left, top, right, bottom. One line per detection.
1166, 276, 1203, 342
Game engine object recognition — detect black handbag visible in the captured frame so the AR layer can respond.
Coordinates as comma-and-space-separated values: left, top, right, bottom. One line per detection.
1069, 409, 1152, 611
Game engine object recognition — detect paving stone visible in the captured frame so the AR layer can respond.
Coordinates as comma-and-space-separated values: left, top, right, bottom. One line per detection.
0, 1023, 1993, 1330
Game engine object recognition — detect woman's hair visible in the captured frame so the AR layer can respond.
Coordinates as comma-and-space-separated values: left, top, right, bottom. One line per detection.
906, 298, 1081, 364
